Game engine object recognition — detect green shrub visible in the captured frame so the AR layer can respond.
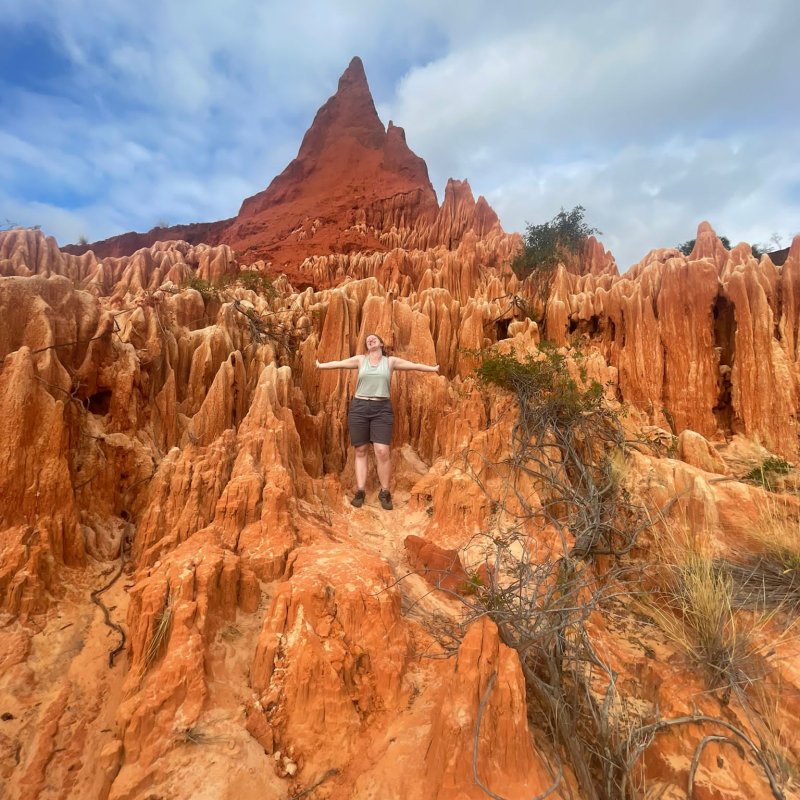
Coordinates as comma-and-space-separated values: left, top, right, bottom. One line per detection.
474, 346, 603, 429
237, 270, 277, 297
181, 274, 219, 301
745, 457, 791, 490
512, 205, 601, 282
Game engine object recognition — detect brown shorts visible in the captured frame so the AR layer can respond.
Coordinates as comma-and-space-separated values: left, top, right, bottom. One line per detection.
348, 397, 394, 446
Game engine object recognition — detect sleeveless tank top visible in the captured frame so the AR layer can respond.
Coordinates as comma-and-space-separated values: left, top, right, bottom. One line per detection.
355, 355, 391, 398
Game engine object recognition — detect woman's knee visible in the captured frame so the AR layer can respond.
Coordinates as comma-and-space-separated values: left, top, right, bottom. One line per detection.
354, 444, 370, 457
373, 443, 391, 461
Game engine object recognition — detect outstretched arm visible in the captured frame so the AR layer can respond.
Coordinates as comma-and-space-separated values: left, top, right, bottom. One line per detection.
389, 357, 439, 373
316, 355, 363, 370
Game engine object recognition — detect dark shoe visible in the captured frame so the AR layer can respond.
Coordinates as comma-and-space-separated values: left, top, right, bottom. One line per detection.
378, 489, 393, 511
351, 489, 366, 508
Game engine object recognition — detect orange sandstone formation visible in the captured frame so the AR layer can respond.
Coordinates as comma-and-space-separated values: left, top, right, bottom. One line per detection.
3, 56, 800, 800
544, 223, 800, 458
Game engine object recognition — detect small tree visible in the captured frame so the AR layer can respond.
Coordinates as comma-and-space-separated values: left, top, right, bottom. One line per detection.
512, 206, 601, 329
512, 205, 602, 281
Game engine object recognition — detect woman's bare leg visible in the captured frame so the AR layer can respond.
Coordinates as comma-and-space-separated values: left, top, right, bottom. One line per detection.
354, 444, 369, 489
373, 443, 392, 491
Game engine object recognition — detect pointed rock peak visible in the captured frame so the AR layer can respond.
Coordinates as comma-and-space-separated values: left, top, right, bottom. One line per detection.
580, 236, 619, 277
444, 179, 476, 203
331, 55, 376, 114
387, 121, 407, 143
338, 56, 369, 91
690, 220, 728, 269
296, 56, 385, 158
696, 221, 716, 237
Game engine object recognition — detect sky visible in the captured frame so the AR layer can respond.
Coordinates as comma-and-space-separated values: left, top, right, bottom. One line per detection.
1, 0, 798, 270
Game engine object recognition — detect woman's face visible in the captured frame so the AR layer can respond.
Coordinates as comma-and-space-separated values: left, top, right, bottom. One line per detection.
366, 335, 383, 351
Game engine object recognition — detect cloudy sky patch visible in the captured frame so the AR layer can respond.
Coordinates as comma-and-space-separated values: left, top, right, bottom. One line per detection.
1, 0, 797, 268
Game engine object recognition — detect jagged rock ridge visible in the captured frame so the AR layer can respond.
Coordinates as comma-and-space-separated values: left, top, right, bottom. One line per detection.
63, 57, 509, 289
3, 222, 800, 800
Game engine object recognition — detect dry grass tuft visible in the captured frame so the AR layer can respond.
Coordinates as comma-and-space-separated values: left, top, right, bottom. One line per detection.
144, 592, 173, 671
180, 726, 229, 746
727, 499, 800, 612
644, 550, 771, 693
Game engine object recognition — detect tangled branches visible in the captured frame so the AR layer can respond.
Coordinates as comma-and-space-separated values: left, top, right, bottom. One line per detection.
232, 300, 301, 356
473, 344, 643, 558
435, 345, 788, 799
440, 346, 650, 797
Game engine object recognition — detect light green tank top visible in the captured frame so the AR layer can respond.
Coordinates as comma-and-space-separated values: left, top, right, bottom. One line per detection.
356, 355, 391, 398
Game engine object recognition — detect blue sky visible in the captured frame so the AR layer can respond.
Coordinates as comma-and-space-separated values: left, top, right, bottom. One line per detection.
1, 0, 798, 269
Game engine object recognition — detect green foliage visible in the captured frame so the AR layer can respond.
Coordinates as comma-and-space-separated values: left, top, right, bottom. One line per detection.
77, 234, 88, 246
745, 457, 791, 490
457, 572, 485, 597
511, 205, 601, 282
474, 345, 604, 429
236, 270, 277, 297
677, 235, 732, 256
181, 274, 219, 301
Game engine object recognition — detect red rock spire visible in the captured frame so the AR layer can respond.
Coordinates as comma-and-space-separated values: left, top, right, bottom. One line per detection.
295, 56, 386, 161
62, 57, 507, 274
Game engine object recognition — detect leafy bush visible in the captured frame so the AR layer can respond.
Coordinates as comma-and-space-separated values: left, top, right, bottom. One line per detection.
473, 344, 631, 560
745, 456, 791, 490
181, 274, 219, 301
236, 270, 277, 297
475, 345, 604, 430
512, 205, 601, 282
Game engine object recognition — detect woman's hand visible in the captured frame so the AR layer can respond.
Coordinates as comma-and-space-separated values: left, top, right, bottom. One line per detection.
433, 364, 440, 373
315, 359, 321, 368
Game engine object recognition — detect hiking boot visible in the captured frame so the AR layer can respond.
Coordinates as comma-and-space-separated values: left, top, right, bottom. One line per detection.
350, 489, 366, 508
378, 489, 393, 511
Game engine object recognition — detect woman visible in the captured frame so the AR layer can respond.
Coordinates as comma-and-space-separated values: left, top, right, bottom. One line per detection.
316, 333, 439, 510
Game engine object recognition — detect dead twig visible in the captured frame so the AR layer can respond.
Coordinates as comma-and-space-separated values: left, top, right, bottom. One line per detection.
144, 589, 173, 671
626, 714, 785, 800
688, 735, 744, 798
